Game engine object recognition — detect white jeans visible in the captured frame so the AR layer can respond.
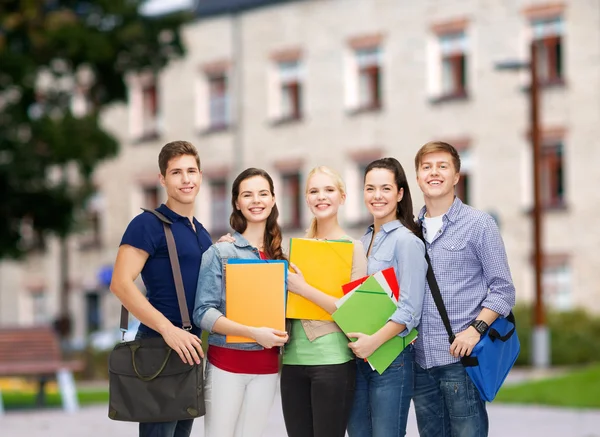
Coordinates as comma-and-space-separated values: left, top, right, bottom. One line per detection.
204, 362, 279, 437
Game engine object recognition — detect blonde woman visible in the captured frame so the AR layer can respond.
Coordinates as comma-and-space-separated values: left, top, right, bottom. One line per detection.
283, 166, 367, 437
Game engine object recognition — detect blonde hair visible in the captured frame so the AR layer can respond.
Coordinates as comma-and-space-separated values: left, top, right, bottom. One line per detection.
414, 141, 461, 173
305, 166, 346, 238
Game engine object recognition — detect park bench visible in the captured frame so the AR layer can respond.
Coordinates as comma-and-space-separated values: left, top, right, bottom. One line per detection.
0, 326, 83, 415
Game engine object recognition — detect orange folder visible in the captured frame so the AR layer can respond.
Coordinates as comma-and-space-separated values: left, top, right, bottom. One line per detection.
286, 238, 354, 321
225, 260, 287, 343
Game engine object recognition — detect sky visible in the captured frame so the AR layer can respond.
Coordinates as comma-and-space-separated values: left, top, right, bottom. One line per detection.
140, 0, 194, 16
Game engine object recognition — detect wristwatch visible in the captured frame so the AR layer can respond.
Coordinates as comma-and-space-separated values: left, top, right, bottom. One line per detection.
470, 319, 489, 335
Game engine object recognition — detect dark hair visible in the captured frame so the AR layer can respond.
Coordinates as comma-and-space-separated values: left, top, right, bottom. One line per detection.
364, 157, 421, 238
158, 141, 201, 176
414, 141, 461, 173
230, 168, 286, 261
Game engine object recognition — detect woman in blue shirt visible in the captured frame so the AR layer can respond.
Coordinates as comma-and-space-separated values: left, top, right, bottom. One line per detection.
346, 157, 427, 437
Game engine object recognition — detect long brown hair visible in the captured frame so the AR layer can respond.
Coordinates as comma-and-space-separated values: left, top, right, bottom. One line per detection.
230, 168, 286, 260
364, 157, 422, 238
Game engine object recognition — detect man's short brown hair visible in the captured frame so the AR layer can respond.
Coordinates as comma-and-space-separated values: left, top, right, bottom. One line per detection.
158, 141, 201, 176
414, 141, 461, 173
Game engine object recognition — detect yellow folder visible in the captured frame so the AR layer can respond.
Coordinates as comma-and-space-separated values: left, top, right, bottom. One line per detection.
287, 238, 354, 321
225, 260, 287, 343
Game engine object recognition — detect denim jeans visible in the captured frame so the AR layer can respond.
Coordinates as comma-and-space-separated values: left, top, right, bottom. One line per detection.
347, 345, 414, 437
135, 330, 196, 437
139, 420, 194, 437
414, 362, 488, 437
281, 361, 356, 437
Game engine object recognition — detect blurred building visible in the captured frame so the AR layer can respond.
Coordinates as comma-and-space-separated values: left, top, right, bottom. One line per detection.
1, 0, 599, 343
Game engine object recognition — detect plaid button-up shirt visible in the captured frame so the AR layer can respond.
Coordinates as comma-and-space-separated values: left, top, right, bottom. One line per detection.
414, 197, 516, 369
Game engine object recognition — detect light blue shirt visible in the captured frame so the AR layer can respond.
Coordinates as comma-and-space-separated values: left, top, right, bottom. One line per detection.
361, 220, 427, 336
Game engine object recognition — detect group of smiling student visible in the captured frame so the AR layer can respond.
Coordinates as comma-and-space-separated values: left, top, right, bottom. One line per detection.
111, 139, 516, 437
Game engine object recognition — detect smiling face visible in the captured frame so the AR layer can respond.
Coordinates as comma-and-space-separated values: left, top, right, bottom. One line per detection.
234, 175, 276, 225
305, 171, 345, 221
364, 168, 403, 225
159, 154, 201, 207
416, 151, 460, 202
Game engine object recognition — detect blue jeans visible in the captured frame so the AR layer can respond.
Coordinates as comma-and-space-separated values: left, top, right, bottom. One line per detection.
139, 420, 194, 437
135, 330, 196, 437
347, 345, 414, 437
414, 362, 488, 437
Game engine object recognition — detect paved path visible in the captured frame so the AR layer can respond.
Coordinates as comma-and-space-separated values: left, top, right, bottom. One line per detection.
2, 394, 600, 437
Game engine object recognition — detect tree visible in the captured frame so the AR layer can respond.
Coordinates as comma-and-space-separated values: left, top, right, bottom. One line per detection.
0, 0, 190, 335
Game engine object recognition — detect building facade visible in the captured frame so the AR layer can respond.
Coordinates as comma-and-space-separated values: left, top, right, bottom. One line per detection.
1, 0, 599, 343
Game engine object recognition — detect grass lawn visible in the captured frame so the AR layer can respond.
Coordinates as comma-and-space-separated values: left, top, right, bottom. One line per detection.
1, 388, 109, 410
495, 363, 600, 409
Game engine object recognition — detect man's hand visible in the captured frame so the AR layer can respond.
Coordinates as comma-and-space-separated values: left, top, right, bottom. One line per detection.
217, 233, 236, 243
450, 326, 481, 358
160, 325, 204, 365
287, 263, 308, 297
249, 327, 288, 349
347, 332, 379, 359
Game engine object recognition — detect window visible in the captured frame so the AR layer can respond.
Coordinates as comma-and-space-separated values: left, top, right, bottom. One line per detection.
140, 79, 159, 139
210, 179, 229, 233
356, 47, 382, 110
532, 17, 564, 84
79, 191, 104, 250
357, 161, 371, 222
439, 32, 467, 98
280, 172, 302, 229
207, 73, 229, 129
31, 291, 48, 324
277, 60, 302, 121
543, 261, 572, 310
143, 185, 160, 209
455, 148, 472, 204
540, 141, 565, 208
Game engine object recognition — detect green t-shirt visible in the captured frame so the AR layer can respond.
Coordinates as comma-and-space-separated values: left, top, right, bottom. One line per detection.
283, 319, 353, 365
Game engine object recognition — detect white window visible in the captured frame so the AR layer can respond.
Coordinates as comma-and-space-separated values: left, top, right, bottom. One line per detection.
207, 73, 230, 129
543, 262, 572, 310
128, 73, 160, 141
531, 17, 564, 83
269, 60, 303, 122
440, 32, 468, 97
355, 47, 382, 110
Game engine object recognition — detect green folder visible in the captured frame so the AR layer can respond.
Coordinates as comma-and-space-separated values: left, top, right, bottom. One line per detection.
332, 290, 418, 375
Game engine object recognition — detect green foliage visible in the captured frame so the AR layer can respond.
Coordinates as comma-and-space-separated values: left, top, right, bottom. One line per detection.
1, 387, 109, 410
513, 304, 600, 366
0, 1, 191, 257
496, 363, 600, 408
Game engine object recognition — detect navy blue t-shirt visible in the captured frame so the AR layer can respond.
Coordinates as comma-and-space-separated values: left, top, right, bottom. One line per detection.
120, 204, 212, 336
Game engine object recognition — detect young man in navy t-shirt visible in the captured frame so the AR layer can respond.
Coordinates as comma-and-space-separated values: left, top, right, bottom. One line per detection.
110, 140, 212, 437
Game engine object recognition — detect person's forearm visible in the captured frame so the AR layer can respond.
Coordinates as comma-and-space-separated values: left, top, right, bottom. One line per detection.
110, 279, 173, 334
476, 308, 500, 326
297, 283, 338, 314
212, 316, 255, 340
371, 321, 405, 349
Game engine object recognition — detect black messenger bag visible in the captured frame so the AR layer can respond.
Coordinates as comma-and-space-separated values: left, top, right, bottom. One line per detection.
108, 209, 205, 422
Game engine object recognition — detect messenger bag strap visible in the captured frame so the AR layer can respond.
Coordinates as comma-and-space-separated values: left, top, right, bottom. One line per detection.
119, 208, 191, 332
423, 250, 456, 344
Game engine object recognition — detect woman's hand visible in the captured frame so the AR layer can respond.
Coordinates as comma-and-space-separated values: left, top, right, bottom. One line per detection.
347, 332, 379, 359
249, 327, 288, 349
287, 263, 308, 296
217, 233, 236, 243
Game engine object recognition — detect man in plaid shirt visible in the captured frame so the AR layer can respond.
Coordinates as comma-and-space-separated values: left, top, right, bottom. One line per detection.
412, 141, 516, 437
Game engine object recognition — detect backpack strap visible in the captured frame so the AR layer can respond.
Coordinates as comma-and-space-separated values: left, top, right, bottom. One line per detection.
120, 208, 191, 335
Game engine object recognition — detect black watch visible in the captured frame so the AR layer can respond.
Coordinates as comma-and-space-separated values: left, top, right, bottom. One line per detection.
470, 319, 489, 335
